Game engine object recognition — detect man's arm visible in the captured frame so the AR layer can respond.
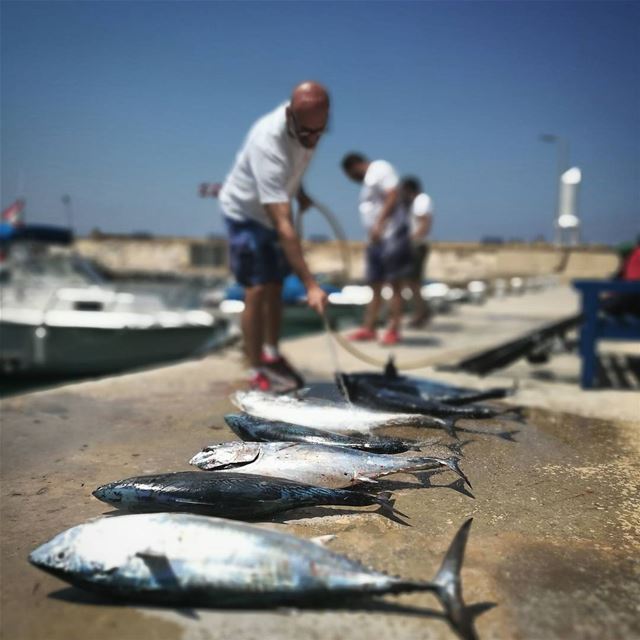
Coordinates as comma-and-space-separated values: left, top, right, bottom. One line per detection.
370, 187, 399, 242
296, 185, 313, 213
413, 214, 433, 242
265, 202, 327, 315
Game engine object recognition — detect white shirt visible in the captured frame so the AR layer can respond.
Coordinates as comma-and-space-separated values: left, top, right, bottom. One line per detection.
219, 103, 314, 228
409, 192, 434, 243
358, 160, 401, 240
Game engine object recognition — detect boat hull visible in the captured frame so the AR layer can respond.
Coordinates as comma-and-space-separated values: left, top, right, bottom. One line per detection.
0, 320, 226, 376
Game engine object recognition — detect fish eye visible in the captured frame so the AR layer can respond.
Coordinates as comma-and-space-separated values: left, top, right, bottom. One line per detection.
57, 551, 65, 559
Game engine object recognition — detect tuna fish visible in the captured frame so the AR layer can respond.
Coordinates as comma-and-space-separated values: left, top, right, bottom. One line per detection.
224, 412, 436, 454
29, 513, 479, 639
346, 372, 514, 406
92, 471, 404, 520
189, 441, 471, 489
352, 357, 515, 405
337, 373, 511, 421
232, 390, 458, 436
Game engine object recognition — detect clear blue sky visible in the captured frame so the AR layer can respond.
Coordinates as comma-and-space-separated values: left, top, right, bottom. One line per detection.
2, 1, 638, 244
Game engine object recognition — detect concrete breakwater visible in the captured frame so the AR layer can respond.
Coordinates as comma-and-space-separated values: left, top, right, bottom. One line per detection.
76, 234, 619, 284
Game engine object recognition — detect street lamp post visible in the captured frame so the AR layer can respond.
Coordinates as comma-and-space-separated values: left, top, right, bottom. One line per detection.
539, 134, 571, 244
61, 194, 73, 230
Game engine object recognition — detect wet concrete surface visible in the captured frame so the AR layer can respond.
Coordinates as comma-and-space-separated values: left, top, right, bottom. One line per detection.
2, 288, 639, 640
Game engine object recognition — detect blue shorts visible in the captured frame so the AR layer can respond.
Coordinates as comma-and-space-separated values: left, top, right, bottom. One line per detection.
225, 217, 291, 287
366, 230, 412, 284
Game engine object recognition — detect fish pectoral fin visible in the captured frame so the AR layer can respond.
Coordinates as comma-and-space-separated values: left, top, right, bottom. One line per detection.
354, 474, 378, 484
309, 534, 337, 547
136, 551, 181, 587
171, 497, 206, 506
135, 550, 172, 572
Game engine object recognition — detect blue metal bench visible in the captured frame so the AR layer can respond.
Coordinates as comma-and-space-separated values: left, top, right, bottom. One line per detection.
572, 279, 640, 389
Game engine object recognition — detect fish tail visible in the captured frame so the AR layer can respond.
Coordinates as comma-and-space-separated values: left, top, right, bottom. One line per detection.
441, 456, 472, 490
431, 518, 477, 640
442, 416, 459, 439
413, 456, 472, 489
496, 405, 527, 423
388, 519, 478, 640
373, 490, 410, 522
414, 415, 459, 438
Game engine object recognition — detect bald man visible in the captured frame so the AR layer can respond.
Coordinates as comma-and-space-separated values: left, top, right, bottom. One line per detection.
219, 82, 329, 392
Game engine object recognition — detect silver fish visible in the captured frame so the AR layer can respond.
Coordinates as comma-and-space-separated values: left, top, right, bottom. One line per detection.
189, 441, 471, 489
232, 390, 456, 436
224, 412, 435, 454
29, 513, 478, 639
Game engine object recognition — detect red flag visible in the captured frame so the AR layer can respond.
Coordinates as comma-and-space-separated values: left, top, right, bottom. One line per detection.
1, 199, 25, 226
199, 183, 222, 198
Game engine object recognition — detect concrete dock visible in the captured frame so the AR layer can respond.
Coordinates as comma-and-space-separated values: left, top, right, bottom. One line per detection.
1, 286, 639, 640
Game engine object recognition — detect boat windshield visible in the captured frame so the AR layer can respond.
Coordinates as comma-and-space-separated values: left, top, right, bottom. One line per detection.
3, 244, 105, 287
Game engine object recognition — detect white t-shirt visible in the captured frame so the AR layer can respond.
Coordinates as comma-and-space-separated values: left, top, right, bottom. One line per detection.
358, 160, 402, 240
410, 192, 434, 243
219, 103, 314, 228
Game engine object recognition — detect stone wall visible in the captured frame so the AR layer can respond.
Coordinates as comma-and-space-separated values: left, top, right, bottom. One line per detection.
76, 235, 229, 277
303, 241, 619, 283
76, 235, 619, 283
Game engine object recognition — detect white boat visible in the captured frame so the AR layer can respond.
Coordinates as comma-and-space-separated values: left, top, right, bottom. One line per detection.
0, 225, 227, 376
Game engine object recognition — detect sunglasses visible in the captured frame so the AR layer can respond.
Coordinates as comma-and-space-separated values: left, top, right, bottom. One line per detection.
290, 110, 329, 139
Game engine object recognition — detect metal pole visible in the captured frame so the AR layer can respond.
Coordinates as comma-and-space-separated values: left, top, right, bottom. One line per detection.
554, 144, 562, 245
61, 194, 73, 230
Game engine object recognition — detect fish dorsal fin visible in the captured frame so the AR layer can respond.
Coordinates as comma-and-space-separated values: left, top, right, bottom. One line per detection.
384, 356, 398, 378
309, 534, 337, 547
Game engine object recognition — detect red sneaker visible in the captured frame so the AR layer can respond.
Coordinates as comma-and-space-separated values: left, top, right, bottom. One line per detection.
261, 354, 305, 389
380, 328, 400, 345
348, 327, 377, 342
249, 371, 271, 392
250, 367, 298, 394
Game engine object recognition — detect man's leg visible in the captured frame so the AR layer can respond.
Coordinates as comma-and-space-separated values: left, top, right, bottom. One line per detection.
243, 284, 297, 391
263, 282, 283, 350
349, 243, 382, 340
409, 245, 431, 326
242, 284, 266, 368
410, 278, 428, 320
261, 281, 305, 388
389, 280, 403, 332
364, 282, 383, 331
